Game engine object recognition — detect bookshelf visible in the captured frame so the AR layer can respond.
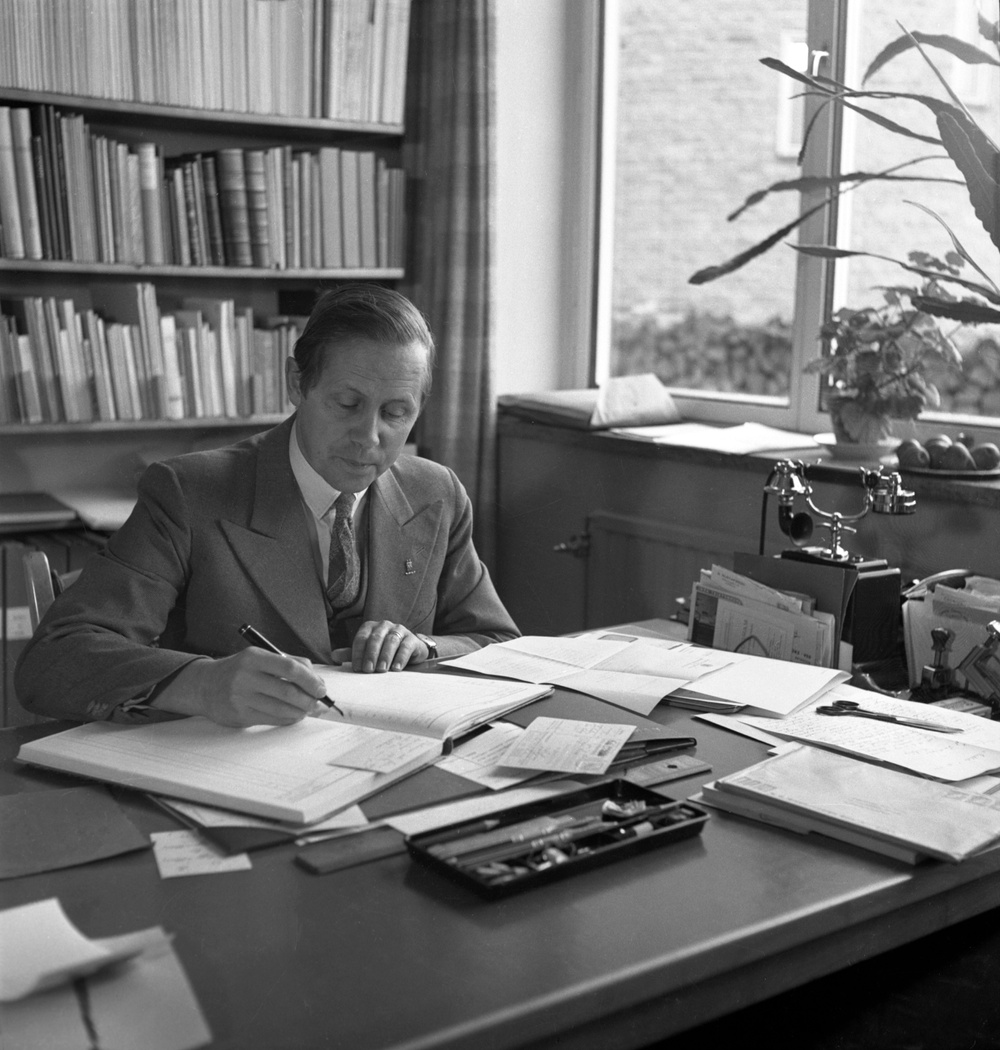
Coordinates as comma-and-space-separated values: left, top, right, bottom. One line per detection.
0, 0, 411, 456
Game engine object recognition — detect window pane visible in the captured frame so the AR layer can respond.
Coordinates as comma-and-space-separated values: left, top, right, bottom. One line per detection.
609, 0, 809, 403
838, 0, 1000, 422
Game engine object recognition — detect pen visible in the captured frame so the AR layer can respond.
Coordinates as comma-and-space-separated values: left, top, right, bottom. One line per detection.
238, 623, 342, 715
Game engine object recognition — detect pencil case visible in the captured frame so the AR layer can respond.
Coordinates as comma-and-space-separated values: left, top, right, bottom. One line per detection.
405, 779, 709, 897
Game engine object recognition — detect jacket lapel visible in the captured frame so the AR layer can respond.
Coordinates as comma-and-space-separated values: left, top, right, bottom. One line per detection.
219, 417, 333, 661
366, 467, 444, 624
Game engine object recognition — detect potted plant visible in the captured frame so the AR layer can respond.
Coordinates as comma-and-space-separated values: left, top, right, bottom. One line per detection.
806, 278, 963, 449
689, 17, 1000, 419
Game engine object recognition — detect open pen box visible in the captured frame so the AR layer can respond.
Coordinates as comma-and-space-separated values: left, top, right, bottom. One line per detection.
406, 780, 710, 897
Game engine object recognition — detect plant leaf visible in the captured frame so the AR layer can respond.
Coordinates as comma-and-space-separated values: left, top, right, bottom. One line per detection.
688, 199, 829, 285
864, 32, 1000, 84
980, 14, 1000, 48
792, 245, 1000, 305
905, 199, 999, 294
726, 161, 953, 221
936, 111, 1000, 255
911, 295, 1000, 325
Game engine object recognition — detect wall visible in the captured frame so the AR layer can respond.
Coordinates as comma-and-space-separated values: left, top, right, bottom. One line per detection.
494, 0, 596, 395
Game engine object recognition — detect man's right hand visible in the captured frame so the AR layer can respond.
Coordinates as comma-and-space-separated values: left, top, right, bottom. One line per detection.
150, 649, 328, 727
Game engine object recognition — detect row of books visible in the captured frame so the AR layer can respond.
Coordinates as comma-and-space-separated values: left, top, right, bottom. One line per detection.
0, 0, 411, 125
0, 104, 406, 268
0, 286, 300, 425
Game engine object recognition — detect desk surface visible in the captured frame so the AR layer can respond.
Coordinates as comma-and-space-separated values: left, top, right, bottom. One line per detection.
4, 647, 1000, 1050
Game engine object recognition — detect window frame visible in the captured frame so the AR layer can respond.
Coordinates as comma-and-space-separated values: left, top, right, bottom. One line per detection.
592, 0, 1000, 447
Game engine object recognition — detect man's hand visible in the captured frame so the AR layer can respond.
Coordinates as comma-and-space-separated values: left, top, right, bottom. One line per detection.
151, 649, 328, 727
334, 620, 431, 673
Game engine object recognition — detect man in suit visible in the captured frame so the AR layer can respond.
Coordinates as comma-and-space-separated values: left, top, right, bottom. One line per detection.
15, 285, 518, 727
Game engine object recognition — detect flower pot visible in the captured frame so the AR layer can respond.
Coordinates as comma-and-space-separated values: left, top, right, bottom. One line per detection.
828, 397, 894, 445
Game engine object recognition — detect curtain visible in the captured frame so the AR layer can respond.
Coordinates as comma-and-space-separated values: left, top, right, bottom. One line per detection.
402, 0, 497, 567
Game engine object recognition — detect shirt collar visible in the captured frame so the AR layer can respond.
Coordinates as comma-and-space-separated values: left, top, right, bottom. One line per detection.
288, 423, 368, 521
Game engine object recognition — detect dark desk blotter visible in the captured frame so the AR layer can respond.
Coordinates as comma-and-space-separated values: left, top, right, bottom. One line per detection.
0, 785, 149, 879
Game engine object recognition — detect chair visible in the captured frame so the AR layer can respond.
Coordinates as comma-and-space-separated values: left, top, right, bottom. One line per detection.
23, 549, 82, 633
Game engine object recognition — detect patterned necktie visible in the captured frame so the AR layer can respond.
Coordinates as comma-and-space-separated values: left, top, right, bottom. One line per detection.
326, 492, 360, 610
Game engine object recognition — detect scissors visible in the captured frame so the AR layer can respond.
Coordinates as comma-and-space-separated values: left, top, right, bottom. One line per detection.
815, 699, 963, 734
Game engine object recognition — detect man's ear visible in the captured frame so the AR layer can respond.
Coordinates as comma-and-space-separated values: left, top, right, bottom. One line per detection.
285, 357, 303, 406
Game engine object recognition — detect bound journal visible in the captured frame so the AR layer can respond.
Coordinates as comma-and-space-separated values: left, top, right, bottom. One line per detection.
17, 672, 551, 825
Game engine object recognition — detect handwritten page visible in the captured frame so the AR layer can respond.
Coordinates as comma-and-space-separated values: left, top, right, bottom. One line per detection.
437, 724, 534, 790
330, 727, 444, 773
498, 717, 636, 775
736, 685, 1000, 781
151, 831, 253, 878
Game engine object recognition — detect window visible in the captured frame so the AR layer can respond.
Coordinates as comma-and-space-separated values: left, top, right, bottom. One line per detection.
596, 0, 1000, 442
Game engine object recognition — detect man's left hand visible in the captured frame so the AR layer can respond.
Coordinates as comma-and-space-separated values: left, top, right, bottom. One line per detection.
334, 621, 432, 673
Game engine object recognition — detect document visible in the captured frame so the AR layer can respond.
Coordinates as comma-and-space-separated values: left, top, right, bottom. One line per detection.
497, 717, 636, 775
18, 674, 551, 825
442, 635, 726, 713
436, 723, 535, 790
150, 830, 253, 878
444, 634, 847, 718
0, 901, 210, 1050
734, 684, 1000, 781
708, 743, 1000, 862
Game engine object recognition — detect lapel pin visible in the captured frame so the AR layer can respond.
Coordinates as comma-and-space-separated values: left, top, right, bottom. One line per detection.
404, 558, 415, 575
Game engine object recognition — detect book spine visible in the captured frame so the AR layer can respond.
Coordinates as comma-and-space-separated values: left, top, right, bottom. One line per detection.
0, 106, 26, 258
244, 148, 272, 269
181, 160, 206, 267
10, 108, 42, 260
136, 141, 166, 264
216, 148, 252, 267
29, 130, 54, 259
339, 149, 361, 269
200, 153, 226, 266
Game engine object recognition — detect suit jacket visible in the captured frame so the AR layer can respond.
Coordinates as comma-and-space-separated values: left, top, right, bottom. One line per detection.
15, 417, 519, 722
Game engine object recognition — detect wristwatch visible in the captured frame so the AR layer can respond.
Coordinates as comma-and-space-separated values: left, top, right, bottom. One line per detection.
416, 634, 438, 662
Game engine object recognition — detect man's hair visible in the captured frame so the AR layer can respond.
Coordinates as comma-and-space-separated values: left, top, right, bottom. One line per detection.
292, 284, 435, 397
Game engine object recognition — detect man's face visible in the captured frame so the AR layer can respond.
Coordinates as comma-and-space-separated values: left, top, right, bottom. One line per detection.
287, 337, 428, 492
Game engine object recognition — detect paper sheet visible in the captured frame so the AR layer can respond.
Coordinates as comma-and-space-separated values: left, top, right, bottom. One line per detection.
497, 716, 636, 775
735, 685, 1000, 781
151, 831, 253, 878
0, 899, 143, 1002
436, 723, 535, 790
385, 780, 587, 837
0, 914, 211, 1050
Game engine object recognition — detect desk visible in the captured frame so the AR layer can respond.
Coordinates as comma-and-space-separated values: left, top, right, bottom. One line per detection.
3, 654, 1000, 1049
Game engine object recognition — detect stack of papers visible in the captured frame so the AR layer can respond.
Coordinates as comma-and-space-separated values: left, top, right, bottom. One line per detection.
732, 683, 1000, 782
442, 634, 849, 718
700, 743, 1000, 863
688, 564, 838, 668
